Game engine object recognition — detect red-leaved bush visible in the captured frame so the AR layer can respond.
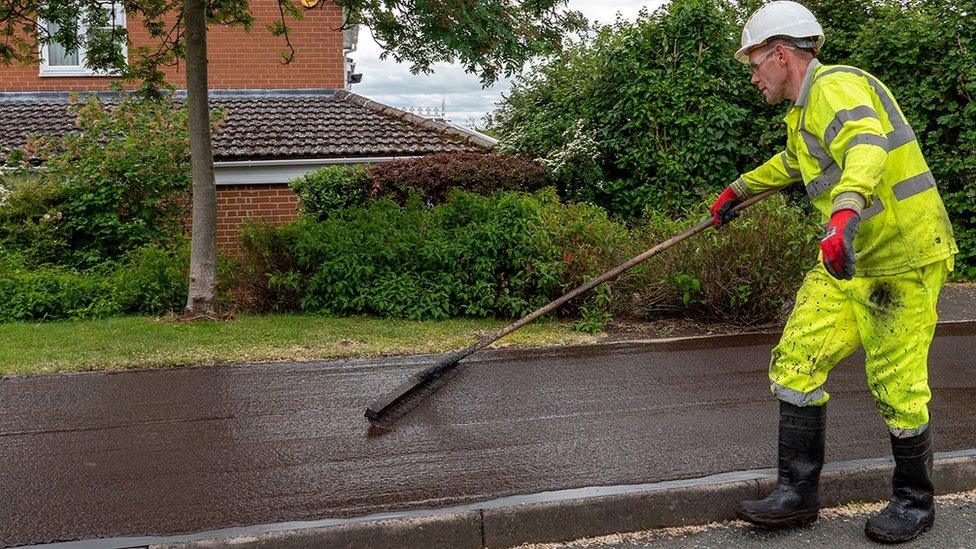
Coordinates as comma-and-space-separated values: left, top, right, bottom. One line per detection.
366, 152, 549, 204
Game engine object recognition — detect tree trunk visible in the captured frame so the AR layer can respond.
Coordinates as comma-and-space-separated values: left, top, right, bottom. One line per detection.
183, 0, 218, 318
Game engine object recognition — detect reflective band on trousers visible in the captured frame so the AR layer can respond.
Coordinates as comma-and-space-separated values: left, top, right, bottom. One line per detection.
891, 423, 929, 439
771, 381, 825, 407
893, 171, 936, 201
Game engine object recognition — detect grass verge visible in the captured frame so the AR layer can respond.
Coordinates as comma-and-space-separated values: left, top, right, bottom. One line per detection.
0, 314, 602, 376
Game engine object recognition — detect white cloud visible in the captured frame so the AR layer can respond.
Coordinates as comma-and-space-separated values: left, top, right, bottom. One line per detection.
348, 1, 668, 129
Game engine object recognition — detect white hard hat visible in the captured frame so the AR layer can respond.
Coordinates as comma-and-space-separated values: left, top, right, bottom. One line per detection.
735, 1, 825, 63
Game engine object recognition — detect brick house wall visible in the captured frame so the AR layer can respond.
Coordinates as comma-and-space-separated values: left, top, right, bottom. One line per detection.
216, 185, 301, 251
0, 1, 345, 92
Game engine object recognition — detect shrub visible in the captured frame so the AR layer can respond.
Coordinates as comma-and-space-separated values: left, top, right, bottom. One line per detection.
0, 253, 120, 322
489, 0, 782, 216
543, 198, 635, 323
490, 0, 976, 277
611, 194, 819, 324
289, 164, 370, 219
237, 219, 306, 313
365, 152, 549, 206
0, 171, 70, 266
240, 190, 579, 320
236, 190, 816, 326
0, 242, 199, 322
300, 190, 566, 319
110, 243, 190, 316
10, 93, 198, 268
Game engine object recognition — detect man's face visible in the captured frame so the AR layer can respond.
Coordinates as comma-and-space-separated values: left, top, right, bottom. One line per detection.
748, 45, 788, 104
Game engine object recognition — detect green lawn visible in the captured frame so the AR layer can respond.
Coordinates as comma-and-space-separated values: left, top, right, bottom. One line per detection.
0, 315, 601, 376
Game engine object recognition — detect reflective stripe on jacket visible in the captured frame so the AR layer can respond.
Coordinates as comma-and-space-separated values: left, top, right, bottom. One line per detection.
731, 59, 958, 276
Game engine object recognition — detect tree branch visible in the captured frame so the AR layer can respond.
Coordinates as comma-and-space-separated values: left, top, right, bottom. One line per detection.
275, 0, 296, 64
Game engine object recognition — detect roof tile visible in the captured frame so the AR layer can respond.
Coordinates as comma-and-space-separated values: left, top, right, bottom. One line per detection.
0, 92, 493, 162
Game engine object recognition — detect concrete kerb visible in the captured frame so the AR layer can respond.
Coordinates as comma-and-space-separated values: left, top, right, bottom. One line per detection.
130, 451, 976, 549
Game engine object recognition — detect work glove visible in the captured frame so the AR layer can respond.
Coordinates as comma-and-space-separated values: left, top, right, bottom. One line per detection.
820, 209, 860, 280
710, 186, 741, 229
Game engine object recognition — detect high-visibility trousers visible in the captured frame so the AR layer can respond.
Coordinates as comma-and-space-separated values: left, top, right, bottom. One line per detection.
769, 257, 952, 437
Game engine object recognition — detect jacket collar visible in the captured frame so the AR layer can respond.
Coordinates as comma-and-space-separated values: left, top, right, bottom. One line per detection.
794, 58, 822, 107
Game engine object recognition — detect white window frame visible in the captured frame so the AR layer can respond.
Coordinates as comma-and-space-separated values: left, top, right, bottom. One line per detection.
38, 3, 127, 77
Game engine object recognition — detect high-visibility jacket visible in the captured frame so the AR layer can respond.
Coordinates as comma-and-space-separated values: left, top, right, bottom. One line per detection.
731, 59, 958, 277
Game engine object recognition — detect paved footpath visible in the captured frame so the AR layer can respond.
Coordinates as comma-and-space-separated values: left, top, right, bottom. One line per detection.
1, 287, 974, 547
539, 489, 976, 548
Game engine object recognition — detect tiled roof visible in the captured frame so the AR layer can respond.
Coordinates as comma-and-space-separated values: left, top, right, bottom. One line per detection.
0, 90, 494, 163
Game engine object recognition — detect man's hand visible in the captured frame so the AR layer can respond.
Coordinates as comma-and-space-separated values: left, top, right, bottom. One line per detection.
820, 209, 860, 280
710, 187, 741, 228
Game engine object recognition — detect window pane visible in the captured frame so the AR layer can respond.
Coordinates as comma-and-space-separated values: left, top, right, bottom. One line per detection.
46, 20, 80, 66
90, 2, 124, 32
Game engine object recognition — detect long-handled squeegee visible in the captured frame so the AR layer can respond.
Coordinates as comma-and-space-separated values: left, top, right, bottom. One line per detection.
365, 188, 778, 428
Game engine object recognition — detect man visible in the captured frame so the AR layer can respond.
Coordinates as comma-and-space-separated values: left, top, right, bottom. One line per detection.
710, 1, 957, 543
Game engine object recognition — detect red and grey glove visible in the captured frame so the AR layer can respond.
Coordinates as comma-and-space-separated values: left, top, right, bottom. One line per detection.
710, 187, 741, 229
820, 209, 860, 280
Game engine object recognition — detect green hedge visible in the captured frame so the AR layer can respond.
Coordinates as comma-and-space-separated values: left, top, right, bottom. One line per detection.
289, 164, 371, 218
3, 95, 194, 269
239, 190, 817, 326
241, 190, 580, 320
1, 190, 817, 326
490, 0, 976, 277
0, 244, 191, 322
488, 0, 780, 216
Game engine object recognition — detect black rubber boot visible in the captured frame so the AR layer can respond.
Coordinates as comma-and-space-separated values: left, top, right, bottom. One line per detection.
735, 400, 826, 527
864, 428, 935, 543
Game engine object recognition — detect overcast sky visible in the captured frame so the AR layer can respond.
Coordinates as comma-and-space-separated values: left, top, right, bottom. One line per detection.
349, 1, 669, 129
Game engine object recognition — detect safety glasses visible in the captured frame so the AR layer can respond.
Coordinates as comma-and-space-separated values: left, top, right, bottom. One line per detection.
749, 48, 779, 75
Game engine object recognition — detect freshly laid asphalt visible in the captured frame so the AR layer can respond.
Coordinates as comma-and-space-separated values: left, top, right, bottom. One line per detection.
1, 288, 975, 547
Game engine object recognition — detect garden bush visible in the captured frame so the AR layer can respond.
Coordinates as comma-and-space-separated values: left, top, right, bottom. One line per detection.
490, 0, 976, 277
288, 153, 549, 219
110, 243, 192, 316
6, 93, 198, 268
237, 190, 817, 326
0, 253, 120, 322
613, 194, 819, 323
237, 218, 306, 313
241, 190, 570, 319
289, 164, 370, 220
0, 242, 191, 322
0, 171, 71, 266
488, 0, 782, 216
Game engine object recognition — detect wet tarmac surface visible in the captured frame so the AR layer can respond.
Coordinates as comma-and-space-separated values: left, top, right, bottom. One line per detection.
2, 333, 975, 546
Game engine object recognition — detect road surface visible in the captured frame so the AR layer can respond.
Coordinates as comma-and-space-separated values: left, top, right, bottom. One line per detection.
2, 332, 975, 546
